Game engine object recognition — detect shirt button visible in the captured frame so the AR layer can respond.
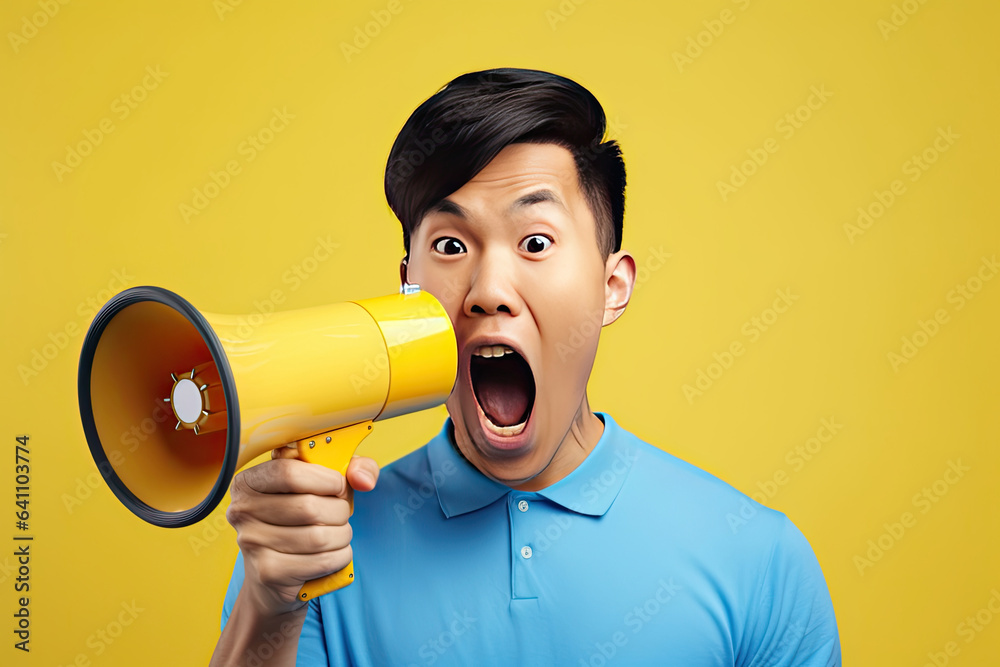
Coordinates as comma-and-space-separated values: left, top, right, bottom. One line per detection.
517, 500, 529, 512
520, 546, 533, 559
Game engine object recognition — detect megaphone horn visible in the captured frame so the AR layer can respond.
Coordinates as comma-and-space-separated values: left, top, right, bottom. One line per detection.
78, 285, 456, 600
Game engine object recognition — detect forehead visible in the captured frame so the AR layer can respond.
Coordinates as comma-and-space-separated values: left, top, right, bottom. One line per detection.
466, 142, 578, 192
425, 142, 587, 222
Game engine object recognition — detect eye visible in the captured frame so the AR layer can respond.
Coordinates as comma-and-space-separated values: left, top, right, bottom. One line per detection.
519, 234, 552, 254
432, 237, 466, 255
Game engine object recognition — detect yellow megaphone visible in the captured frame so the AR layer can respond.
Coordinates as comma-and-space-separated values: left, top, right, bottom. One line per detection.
77, 284, 456, 601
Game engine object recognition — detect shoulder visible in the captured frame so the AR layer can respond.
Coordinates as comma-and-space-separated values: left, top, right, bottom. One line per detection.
615, 421, 784, 524
612, 419, 840, 660
607, 417, 805, 569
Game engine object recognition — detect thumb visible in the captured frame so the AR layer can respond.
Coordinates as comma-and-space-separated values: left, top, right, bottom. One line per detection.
346, 455, 380, 492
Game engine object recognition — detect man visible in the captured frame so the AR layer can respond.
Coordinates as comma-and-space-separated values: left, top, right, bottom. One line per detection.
212, 68, 841, 666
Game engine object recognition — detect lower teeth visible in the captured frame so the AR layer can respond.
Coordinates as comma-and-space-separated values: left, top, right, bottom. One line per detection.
484, 416, 526, 437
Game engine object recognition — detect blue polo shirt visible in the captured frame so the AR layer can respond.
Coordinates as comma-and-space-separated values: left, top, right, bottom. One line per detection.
221, 413, 841, 666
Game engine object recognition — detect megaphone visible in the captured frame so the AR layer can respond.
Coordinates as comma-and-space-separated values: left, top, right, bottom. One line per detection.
77, 284, 456, 601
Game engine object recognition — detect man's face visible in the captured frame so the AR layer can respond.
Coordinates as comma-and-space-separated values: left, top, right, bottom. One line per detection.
406, 142, 629, 488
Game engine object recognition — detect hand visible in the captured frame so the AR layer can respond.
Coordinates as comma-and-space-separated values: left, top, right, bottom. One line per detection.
225, 454, 380, 619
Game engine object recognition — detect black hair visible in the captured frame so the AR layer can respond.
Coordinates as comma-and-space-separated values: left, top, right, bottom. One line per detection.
385, 68, 625, 259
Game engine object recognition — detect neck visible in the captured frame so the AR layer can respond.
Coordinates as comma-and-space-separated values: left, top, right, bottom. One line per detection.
510, 395, 605, 492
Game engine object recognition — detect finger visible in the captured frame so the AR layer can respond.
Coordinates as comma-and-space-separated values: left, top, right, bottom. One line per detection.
237, 458, 349, 497
228, 492, 351, 528
345, 455, 380, 492
252, 546, 354, 590
236, 517, 353, 555
271, 445, 300, 460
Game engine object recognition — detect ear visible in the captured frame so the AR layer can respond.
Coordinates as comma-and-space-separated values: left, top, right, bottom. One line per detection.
399, 257, 409, 287
603, 249, 636, 326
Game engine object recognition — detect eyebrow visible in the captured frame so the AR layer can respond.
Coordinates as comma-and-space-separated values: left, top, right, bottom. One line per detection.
427, 189, 566, 219
428, 199, 469, 218
509, 189, 566, 213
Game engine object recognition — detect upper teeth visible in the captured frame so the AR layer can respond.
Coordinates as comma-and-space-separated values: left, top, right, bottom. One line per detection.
474, 345, 514, 358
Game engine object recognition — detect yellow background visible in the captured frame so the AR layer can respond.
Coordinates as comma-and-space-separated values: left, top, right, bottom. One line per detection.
2, 0, 998, 664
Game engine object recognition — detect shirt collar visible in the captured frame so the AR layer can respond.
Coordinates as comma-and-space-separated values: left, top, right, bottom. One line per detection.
426, 420, 509, 518
426, 412, 636, 519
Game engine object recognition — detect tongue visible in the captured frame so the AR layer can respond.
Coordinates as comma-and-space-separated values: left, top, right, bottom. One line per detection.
471, 353, 534, 427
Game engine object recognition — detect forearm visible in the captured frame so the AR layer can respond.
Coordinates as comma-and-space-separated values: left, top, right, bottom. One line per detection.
210, 589, 307, 667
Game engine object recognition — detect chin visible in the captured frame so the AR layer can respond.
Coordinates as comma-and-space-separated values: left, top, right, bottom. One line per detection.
451, 391, 539, 462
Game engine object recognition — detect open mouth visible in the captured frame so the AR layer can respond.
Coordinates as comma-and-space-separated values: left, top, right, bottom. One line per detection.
470, 344, 536, 437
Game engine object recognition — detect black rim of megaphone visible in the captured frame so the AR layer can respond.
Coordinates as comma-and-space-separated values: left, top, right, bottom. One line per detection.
77, 285, 241, 528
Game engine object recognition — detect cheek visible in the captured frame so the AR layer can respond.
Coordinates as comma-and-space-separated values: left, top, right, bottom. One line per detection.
533, 264, 605, 347
537, 293, 605, 394
410, 265, 467, 319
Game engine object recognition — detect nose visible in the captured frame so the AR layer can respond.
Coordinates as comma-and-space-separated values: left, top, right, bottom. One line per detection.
464, 251, 521, 317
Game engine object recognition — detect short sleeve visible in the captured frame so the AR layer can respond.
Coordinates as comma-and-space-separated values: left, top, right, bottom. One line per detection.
743, 516, 842, 667
220, 551, 332, 666
220, 551, 244, 630
294, 599, 329, 667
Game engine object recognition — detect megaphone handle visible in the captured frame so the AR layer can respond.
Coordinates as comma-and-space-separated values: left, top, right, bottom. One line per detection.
291, 420, 374, 602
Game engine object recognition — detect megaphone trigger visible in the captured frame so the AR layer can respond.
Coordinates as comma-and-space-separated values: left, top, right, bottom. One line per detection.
293, 420, 374, 476
289, 419, 374, 601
